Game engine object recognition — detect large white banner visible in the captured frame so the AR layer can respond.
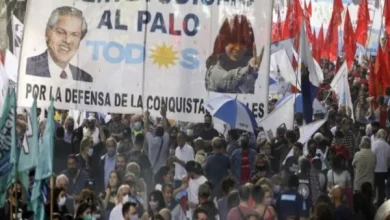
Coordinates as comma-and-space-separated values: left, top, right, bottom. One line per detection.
17, 0, 273, 122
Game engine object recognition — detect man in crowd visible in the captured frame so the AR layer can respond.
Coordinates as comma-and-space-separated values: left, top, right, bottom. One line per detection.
54, 126, 72, 174
109, 113, 127, 142
122, 201, 138, 220
196, 114, 219, 150
372, 129, 390, 206
110, 184, 131, 220
97, 137, 118, 192
227, 185, 256, 220
231, 133, 257, 184
63, 116, 74, 145
172, 131, 194, 188
226, 129, 239, 155
331, 185, 353, 220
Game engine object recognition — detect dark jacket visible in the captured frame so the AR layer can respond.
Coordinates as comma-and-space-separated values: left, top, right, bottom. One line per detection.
54, 139, 73, 175
26, 51, 93, 82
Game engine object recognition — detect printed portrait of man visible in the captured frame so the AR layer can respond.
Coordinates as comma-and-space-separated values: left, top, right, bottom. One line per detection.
26, 6, 93, 82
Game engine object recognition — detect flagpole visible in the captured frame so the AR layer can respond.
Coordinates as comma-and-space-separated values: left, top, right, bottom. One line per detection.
50, 174, 54, 220
12, 89, 18, 220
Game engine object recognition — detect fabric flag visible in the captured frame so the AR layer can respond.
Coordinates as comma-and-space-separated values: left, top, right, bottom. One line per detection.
18, 98, 39, 172
373, 45, 390, 96
299, 23, 319, 123
31, 99, 54, 219
343, 9, 356, 69
11, 14, 23, 59
259, 94, 295, 141
271, 5, 284, 43
305, 1, 312, 16
331, 62, 355, 120
0, 63, 9, 113
303, 0, 314, 44
0, 88, 17, 206
385, 0, 390, 36
322, 14, 339, 61
314, 25, 324, 62
283, 0, 303, 39
355, 0, 370, 46
333, 0, 344, 25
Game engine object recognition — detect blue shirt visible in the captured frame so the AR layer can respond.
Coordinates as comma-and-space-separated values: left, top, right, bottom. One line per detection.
276, 190, 309, 220
205, 152, 230, 187
104, 154, 117, 188
62, 169, 89, 196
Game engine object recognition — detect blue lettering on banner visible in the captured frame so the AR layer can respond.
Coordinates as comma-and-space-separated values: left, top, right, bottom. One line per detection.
86, 40, 199, 69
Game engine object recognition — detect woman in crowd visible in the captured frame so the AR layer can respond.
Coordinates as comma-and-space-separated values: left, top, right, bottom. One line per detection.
142, 190, 166, 219
154, 166, 174, 191
45, 187, 69, 217
226, 190, 240, 213
74, 203, 92, 220
327, 153, 351, 191
76, 136, 94, 175
250, 154, 272, 184
252, 185, 276, 220
100, 170, 121, 218
127, 162, 148, 209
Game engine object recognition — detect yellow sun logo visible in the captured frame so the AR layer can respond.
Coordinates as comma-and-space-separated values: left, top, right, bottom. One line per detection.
149, 43, 179, 69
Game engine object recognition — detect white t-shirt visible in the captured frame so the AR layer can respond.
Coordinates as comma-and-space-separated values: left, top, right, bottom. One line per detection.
187, 175, 207, 218
83, 127, 100, 145
109, 204, 124, 220
174, 144, 194, 180
327, 170, 351, 188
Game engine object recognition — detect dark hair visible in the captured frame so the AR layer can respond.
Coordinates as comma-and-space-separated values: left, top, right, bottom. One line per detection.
315, 203, 334, 220
53, 187, 65, 202
108, 170, 122, 189
221, 177, 235, 195
315, 195, 332, 207
371, 121, 381, 128
312, 158, 322, 170
154, 214, 165, 220
204, 113, 212, 121
238, 185, 251, 202
75, 202, 91, 217
56, 126, 65, 139
228, 129, 239, 141
67, 154, 77, 162
251, 185, 265, 204
285, 130, 297, 143
319, 140, 328, 148
299, 157, 311, 173
169, 126, 178, 136
334, 130, 344, 139
289, 174, 299, 188
154, 166, 171, 185
134, 134, 144, 146
293, 142, 304, 151
307, 139, 317, 147
332, 153, 346, 174
227, 191, 240, 211
193, 207, 208, 220
148, 190, 166, 214
122, 201, 137, 217
162, 183, 174, 193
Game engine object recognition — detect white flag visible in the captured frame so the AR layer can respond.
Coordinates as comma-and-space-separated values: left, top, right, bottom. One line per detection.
12, 14, 23, 59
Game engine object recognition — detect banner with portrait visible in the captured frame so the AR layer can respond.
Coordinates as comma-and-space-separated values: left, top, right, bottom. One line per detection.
17, 0, 273, 122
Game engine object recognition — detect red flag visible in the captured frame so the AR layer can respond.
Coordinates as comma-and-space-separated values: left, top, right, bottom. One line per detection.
314, 25, 324, 62
369, 62, 378, 97
343, 9, 356, 69
271, 5, 284, 43
322, 14, 338, 61
305, 1, 312, 16
375, 46, 390, 95
355, 0, 370, 46
333, 0, 344, 25
384, 0, 390, 36
283, 0, 304, 39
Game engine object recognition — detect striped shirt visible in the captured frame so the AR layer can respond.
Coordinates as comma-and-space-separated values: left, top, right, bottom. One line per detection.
352, 149, 376, 191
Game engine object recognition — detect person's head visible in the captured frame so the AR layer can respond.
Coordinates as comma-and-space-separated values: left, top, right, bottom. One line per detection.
211, 137, 223, 151
299, 157, 311, 173
288, 174, 299, 189
185, 161, 203, 179
134, 133, 144, 150
240, 133, 250, 149
314, 203, 334, 220
285, 130, 297, 144
204, 114, 212, 128
80, 136, 94, 156
340, 118, 350, 131
116, 154, 127, 171
276, 127, 286, 139
158, 208, 172, 220
313, 132, 324, 143
122, 201, 138, 220
292, 142, 303, 158
46, 6, 88, 69
330, 185, 343, 203
271, 175, 283, 194
75, 202, 91, 218
307, 139, 317, 156
54, 187, 67, 207
117, 184, 131, 204
66, 154, 78, 174
376, 129, 387, 139
238, 185, 251, 203
112, 113, 122, 122
227, 129, 239, 142
169, 126, 178, 141
86, 116, 96, 130
332, 153, 346, 173
148, 190, 166, 213
56, 126, 65, 139
359, 136, 371, 149
263, 142, 272, 156
195, 137, 205, 152
7, 181, 22, 201
177, 131, 187, 147
106, 137, 117, 158
227, 190, 240, 211
123, 127, 132, 140
193, 207, 208, 220
221, 177, 236, 195
162, 184, 174, 203
126, 162, 140, 178
108, 170, 121, 189
334, 130, 344, 144
155, 166, 173, 185
155, 124, 164, 137
198, 183, 212, 204
56, 174, 69, 191
251, 185, 265, 205
312, 157, 322, 171
372, 121, 381, 135
246, 214, 261, 220
64, 117, 74, 131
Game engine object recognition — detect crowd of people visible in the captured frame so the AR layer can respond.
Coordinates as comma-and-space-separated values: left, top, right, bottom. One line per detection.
2, 59, 390, 220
